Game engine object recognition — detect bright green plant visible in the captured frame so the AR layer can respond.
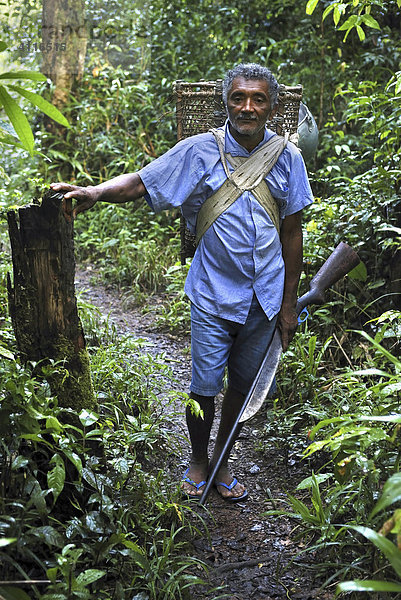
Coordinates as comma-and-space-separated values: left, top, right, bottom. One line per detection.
306, 0, 390, 41
0, 303, 207, 600
336, 472, 401, 595
0, 41, 69, 154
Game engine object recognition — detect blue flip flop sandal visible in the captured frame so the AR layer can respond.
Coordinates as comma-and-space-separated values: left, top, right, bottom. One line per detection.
215, 477, 248, 503
181, 468, 207, 500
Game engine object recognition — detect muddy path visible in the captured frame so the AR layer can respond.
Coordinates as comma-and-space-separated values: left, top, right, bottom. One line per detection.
75, 267, 332, 600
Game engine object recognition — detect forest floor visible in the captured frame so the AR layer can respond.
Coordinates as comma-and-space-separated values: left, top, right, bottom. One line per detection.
75, 266, 334, 600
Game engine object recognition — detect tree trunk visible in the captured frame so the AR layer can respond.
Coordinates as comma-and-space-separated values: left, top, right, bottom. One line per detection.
41, 0, 88, 127
7, 190, 95, 412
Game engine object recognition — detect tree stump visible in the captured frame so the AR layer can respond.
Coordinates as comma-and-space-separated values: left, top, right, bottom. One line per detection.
7, 189, 95, 412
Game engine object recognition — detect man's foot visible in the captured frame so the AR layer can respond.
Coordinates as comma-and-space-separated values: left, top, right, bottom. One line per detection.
181, 463, 208, 498
213, 465, 248, 502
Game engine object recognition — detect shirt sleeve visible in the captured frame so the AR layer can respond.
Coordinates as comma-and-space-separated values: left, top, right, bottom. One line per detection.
138, 136, 206, 212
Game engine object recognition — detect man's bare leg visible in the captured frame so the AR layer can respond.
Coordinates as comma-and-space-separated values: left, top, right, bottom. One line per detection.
209, 385, 247, 499
182, 392, 215, 496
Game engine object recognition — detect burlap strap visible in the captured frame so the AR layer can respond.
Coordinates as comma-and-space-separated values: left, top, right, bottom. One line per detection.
195, 129, 289, 245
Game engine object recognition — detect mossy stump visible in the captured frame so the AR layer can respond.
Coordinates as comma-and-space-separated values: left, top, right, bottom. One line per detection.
7, 189, 96, 412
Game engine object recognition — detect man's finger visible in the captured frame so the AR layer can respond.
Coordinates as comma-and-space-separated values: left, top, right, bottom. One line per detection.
50, 182, 75, 192
72, 200, 91, 219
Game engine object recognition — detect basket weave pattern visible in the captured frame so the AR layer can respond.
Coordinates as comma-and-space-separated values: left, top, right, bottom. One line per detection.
174, 80, 303, 263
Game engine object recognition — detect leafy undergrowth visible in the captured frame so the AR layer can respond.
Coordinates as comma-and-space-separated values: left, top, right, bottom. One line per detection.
0, 304, 214, 600
262, 309, 401, 596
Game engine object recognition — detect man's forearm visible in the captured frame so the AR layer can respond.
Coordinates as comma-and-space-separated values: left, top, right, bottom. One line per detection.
50, 172, 147, 219
92, 173, 146, 204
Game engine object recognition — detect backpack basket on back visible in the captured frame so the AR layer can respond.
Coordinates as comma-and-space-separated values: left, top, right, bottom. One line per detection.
174, 79, 303, 264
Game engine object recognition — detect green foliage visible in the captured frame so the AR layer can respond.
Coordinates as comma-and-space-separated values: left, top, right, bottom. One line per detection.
0, 303, 209, 599
267, 312, 401, 591
306, 0, 390, 41
0, 41, 69, 154
1, 0, 401, 595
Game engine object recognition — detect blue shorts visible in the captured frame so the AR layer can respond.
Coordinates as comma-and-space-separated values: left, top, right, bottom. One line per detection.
190, 295, 278, 397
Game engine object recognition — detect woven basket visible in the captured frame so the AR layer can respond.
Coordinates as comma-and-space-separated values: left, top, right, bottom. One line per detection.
174, 80, 303, 264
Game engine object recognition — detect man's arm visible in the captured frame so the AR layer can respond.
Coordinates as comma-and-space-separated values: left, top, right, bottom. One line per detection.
50, 173, 146, 220
279, 209, 303, 352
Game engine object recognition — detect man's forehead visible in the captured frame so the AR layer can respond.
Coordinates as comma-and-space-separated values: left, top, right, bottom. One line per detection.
229, 76, 270, 96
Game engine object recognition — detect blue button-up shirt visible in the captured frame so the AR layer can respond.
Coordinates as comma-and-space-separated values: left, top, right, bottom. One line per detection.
138, 123, 313, 323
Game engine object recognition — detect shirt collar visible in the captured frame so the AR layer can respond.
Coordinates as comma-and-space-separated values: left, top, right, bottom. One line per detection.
223, 120, 275, 157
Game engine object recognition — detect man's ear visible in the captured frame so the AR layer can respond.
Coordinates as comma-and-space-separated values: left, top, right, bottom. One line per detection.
268, 105, 278, 120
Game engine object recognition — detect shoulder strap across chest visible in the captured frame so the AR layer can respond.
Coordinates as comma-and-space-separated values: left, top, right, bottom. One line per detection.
195, 129, 289, 245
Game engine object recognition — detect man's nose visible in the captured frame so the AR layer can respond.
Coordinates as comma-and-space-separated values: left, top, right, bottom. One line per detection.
241, 97, 254, 112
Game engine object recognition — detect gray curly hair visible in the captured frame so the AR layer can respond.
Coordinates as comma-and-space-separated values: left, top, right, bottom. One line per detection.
222, 63, 279, 111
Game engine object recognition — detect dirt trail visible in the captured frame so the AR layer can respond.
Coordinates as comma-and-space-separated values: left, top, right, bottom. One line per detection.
75, 267, 330, 600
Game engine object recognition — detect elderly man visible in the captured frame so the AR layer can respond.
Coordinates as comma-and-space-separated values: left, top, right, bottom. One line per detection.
51, 63, 313, 502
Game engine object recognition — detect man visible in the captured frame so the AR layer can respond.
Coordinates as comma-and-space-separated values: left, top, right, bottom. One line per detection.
51, 63, 313, 502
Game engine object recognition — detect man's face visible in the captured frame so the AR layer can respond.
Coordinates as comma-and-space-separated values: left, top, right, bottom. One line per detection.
226, 76, 273, 146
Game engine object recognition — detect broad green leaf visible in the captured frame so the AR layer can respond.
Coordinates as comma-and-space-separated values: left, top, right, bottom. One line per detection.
47, 454, 65, 503
0, 345, 14, 359
336, 580, 401, 594
309, 415, 354, 440
351, 526, 401, 578
76, 569, 106, 586
20, 433, 47, 443
0, 70, 47, 81
82, 467, 98, 488
379, 225, 401, 236
322, 4, 334, 21
333, 5, 342, 26
0, 86, 34, 154
121, 538, 145, 553
361, 14, 381, 30
347, 260, 367, 281
46, 415, 63, 432
356, 25, 365, 41
62, 448, 83, 475
46, 566, 58, 583
357, 415, 401, 424
30, 525, 64, 547
306, 0, 319, 15
79, 409, 99, 426
344, 368, 393, 378
370, 473, 401, 518
8, 85, 70, 128
0, 537, 16, 547
296, 473, 331, 490
0, 587, 32, 600
11, 455, 29, 470
338, 15, 358, 30
0, 42, 7, 52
